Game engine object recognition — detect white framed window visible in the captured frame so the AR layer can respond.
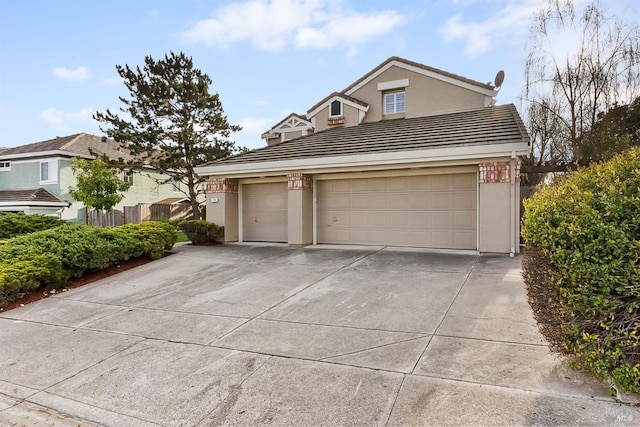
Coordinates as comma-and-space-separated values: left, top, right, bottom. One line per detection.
39, 160, 58, 184
0, 161, 10, 171
122, 171, 134, 186
330, 99, 342, 117
384, 91, 405, 115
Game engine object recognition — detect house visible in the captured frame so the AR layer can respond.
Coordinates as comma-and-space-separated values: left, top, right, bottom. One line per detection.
195, 56, 530, 254
0, 133, 184, 222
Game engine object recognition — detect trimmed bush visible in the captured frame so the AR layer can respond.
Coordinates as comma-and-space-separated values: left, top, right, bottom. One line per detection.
0, 212, 65, 239
178, 220, 223, 244
0, 254, 64, 307
522, 147, 640, 393
117, 221, 177, 260
0, 221, 177, 307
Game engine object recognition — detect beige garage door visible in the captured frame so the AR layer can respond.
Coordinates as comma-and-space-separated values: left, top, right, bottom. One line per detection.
242, 182, 287, 242
318, 174, 477, 249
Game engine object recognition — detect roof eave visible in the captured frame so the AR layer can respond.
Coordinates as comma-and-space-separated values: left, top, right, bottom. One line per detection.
0, 150, 95, 161
0, 201, 72, 207
195, 142, 530, 178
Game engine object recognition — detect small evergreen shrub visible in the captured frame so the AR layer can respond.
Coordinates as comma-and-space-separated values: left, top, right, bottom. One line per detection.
0, 254, 64, 307
522, 147, 640, 393
0, 221, 177, 307
178, 220, 223, 244
0, 212, 65, 239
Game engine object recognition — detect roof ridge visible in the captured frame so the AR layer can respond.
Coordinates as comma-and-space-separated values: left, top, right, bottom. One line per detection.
59, 133, 84, 151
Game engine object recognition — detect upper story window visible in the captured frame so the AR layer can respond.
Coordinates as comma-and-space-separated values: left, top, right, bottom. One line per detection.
330, 100, 342, 117
384, 91, 405, 115
0, 161, 10, 171
40, 159, 58, 184
122, 171, 134, 186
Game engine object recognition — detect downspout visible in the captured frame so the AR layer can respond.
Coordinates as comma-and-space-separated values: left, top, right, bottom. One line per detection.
510, 151, 516, 257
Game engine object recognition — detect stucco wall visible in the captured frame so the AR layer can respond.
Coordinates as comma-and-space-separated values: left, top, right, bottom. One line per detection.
350, 66, 489, 122
478, 182, 512, 253
314, 102, 362, 132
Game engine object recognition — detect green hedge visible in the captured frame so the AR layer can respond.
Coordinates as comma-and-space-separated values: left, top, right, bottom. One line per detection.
0, 221, 176, 308
0, 212, 65, 239
522, 147, 640, 393
178, 220, 223, 244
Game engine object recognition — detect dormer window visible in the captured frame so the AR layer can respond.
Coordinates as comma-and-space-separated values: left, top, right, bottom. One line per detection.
384, 91, 405, 115
330, 100, 342, 117
329, 99, 342, 117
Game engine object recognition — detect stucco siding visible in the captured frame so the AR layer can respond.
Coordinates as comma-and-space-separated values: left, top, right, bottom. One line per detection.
349, 66, 488, 122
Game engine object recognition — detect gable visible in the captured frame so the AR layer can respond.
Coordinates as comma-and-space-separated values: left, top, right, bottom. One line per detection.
349, 63, 496, 122
262, 113, 314, 146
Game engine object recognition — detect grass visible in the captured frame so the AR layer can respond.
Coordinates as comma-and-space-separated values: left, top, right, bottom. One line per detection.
175, 231, 190, 243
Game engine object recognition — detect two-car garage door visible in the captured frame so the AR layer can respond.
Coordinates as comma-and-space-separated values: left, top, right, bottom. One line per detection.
317, 174, 477, 250
242, 173, 477, 250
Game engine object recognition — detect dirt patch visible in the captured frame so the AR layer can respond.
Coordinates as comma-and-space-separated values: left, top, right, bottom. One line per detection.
0, 253, 172, 313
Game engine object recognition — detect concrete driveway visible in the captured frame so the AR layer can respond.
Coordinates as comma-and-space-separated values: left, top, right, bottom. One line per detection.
0, 244, 637, 426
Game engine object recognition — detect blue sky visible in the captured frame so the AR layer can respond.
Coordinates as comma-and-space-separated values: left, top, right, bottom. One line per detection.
1, 0, 638, 150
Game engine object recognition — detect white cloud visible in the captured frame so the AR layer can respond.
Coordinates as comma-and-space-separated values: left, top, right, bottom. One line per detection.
295, 10, 404, 49
438, 0, 546, 55
234, 116, 274, 149
102, 76, 123, 86
52, 66, 90, 81
180, 0, 405, 51
255, 100, 269, 106
40, 107, 93, 129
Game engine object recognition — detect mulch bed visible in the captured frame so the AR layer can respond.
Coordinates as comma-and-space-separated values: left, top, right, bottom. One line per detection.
0, 253, 172, 313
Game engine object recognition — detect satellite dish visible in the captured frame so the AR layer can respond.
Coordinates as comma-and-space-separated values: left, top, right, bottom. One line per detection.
494, 70, 505, 88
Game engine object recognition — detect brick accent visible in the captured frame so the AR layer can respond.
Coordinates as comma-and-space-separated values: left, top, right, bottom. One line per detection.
287, 173, 313, 191
327, 116, 345, 126
479, 161, 521, 183
205, 178, 238, 193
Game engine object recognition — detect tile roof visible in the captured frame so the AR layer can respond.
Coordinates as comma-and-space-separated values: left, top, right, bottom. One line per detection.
212, 104, 529, 166
0, 188, 71, 206
0, 133, 133, 161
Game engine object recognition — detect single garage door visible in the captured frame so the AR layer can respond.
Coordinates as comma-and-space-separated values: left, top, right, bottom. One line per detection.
318, 174, 477, 249
242, 182, 287, 242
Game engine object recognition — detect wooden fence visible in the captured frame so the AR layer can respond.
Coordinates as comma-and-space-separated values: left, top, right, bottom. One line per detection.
89, 201, 192, 227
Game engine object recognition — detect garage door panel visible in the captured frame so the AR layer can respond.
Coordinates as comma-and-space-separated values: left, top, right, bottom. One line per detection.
431, 193, 454, 209
389, 193, 409, 208
242, 182, 287, 243
454, 212, 475, 228
454, 232, 475, 249
454, 174, 476, 189
318, 173, 477, 249
454, 192, 476, 209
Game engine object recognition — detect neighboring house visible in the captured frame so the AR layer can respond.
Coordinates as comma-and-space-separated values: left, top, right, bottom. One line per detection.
0, 133, 185, 222
196, 56, 530, 254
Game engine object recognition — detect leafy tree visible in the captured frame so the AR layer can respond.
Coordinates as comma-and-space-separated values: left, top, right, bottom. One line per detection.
579, 96, 640, 161
94, 51, 241, 220
69, 158, 131, 223
522, 0, 640, 164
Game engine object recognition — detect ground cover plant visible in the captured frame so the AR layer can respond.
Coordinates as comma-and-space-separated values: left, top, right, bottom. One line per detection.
0, 221, 176, 308
0, 212, 65, 239
522, 147, 640, 393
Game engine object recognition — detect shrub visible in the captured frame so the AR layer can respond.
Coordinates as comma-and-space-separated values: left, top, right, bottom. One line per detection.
0, 221, 177, 307
117, 221, 177, 259
0, 254, 64, 307
522, 147, 640, 393
178, 220, 223, 244
0, 212, 65, 239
